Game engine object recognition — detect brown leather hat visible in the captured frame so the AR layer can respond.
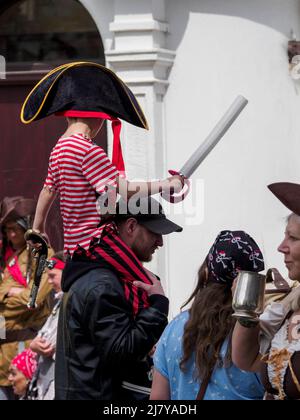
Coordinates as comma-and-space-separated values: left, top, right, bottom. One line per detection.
268, 182, 300, 216
0, 196, 36, 226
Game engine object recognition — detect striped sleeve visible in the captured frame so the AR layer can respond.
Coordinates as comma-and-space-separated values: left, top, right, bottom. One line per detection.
43, 160, 57, 192
81, 145, 119, 195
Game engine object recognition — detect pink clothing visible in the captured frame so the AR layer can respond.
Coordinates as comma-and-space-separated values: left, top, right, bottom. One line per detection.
12, 349, 37, 380
44, 134, 118, 254
4, 246, 27, 287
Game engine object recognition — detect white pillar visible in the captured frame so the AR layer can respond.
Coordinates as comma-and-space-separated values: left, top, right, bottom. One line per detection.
105, 0, 176, 283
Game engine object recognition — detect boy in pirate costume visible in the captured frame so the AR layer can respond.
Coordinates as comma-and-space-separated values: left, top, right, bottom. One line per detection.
0, 197, 52, 400
21, 62, 184, 256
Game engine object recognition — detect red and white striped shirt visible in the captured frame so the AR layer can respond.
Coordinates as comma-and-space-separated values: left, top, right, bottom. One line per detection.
44, 134, 118, 254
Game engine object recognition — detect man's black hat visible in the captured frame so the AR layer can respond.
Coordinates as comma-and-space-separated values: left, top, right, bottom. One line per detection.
115, 197, 183, 235
20, 62, 148, 171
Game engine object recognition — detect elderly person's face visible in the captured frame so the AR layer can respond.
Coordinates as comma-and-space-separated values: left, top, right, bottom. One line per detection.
278, 214, 300, 281
8, 364, 28, 397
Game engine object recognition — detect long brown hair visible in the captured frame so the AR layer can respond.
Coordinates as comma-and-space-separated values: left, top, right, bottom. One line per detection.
180, 260, 235, 380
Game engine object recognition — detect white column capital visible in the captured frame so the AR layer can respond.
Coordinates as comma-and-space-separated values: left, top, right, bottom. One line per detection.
106, 48, 175, 95
106, 5, 175, 95
109, 19, 169, 34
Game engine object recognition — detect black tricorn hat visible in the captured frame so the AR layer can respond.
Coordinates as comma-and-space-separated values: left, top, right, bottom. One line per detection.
20, 61, 148, 128
268, 182, 300, 216
20, 62, 148, 171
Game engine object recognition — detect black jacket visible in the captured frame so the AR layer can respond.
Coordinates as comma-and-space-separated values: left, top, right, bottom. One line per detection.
55, 261, 169, 400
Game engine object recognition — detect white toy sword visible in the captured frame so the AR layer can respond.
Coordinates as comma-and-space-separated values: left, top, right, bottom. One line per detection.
163, 95, 248, 203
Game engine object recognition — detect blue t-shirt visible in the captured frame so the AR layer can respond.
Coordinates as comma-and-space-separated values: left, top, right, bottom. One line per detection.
154, 311, 264, 400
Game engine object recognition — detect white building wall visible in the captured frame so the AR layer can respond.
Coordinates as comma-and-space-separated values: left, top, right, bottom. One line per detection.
165, 0, 300, 316
78, 0, 114, 50
81, 0, 300, 317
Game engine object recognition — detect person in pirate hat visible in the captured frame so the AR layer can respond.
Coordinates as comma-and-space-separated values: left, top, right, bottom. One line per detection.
0, 196, 35, 273
0, 197, 53, 400
232, 182, 300, 400
21, 61, 184, 256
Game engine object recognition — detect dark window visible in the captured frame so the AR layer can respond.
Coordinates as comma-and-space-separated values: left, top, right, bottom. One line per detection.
0, 0, 105, 72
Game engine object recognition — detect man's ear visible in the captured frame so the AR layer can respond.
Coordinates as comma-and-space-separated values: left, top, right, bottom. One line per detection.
125, 218, 139, 236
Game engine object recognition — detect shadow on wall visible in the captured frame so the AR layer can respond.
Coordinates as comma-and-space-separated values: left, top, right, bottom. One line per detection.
166, 0, 300, 51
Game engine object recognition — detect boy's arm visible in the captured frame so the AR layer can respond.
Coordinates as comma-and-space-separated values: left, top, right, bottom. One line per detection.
117, 175, 184, 199
33, 188, 57, 234
81, 145, 184, 200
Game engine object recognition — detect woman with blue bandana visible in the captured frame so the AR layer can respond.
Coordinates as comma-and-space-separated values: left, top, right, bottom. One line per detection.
151, 230, 265, 400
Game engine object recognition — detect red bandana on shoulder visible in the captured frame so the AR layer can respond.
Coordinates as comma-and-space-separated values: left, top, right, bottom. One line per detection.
75, 224, 153, 316
4, 246, 27, 287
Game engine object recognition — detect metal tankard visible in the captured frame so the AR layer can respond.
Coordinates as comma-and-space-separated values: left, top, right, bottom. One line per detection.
232, 271, 266, 321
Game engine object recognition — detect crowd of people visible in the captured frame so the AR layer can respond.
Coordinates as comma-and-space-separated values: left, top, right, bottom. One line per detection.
0, 62, 299, 400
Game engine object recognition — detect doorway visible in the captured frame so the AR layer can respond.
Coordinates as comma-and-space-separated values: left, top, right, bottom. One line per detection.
0, 0, 106, 250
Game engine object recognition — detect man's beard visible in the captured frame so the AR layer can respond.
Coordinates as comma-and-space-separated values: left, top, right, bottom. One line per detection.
131, 244, 153, 263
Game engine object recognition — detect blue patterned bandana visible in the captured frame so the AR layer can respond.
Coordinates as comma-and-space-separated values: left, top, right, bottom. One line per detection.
206, 230, 264, 286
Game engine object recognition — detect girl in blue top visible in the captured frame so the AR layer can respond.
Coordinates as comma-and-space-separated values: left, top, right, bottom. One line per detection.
151, 230, 265, 400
